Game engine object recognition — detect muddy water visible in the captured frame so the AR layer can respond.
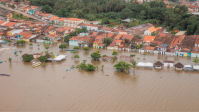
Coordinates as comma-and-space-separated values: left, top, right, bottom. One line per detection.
0, 42, 199, 111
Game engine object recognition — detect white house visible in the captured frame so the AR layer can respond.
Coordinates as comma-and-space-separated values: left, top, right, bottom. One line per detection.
163, 61, 174, 67
78, 24, 101, 31
64, 18, 85, 28
144, 26, 161, 36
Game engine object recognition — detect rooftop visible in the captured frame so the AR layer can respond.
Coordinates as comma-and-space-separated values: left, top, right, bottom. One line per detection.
66, 18, 83, 21
143, 36, 155, 43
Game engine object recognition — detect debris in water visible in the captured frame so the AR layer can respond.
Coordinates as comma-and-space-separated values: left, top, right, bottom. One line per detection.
106, 75, 109, 76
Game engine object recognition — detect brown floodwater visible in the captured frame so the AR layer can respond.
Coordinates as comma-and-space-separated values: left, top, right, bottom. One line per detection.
0, 41, 199, 111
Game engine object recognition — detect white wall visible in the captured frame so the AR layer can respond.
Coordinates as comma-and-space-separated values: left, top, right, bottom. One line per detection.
144, 30, 151, 36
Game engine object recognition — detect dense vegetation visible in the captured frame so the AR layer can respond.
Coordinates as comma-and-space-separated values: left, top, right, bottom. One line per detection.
28, 0, 199, 34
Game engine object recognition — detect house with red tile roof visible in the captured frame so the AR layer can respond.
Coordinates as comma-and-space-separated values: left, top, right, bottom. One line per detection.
126, 23, 153, 35
170, 38, 182, 48
3, 22, 19, 28
56, 27, 74, 35
64, 18, 85, 28
144, 26, 162, 36
98, 26, 113, 33
49, 16, 60, 21
143, 36, 155, 45
194, 37, 199, 48
69, 35, 95, 47
121, 34, 133, 42
93, 36, 105, 48
54, 18, 66, 26
44, 26, 55, 35
114, 34, 122, 40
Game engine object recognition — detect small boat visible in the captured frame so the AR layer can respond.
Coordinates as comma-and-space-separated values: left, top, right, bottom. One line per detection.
0, 61, 3, 63
0, 74, 10, 76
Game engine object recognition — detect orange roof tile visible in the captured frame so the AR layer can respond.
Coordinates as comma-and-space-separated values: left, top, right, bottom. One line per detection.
23, 34, 32, 39
94, 40, 99, 43
116, 40, 123, 43
107, 33, 114, 38
44, 14, 50, 16
195, 38, 199, 44
114, 34, 122, 40
3, 22, 17, 27
148, 26, 161, 32
143, 36, 155, 43
50, 16, 60, 21
58, 18, 67, 22
66, 18, 83, 21
0, 21, 6, 25
96, 36, 102, 40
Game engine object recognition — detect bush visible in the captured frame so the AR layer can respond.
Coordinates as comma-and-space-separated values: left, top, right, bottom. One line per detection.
38, 55, 47, 62
59, 44, 67, 50
73, 46, 79, 50
23, 54, 34, 62
83, 47, 89, 51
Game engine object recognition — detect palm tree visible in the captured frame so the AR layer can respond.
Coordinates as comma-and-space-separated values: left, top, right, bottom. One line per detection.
131, 61, 138, 73
101, 65, 104, 71
8, 57, 12, 64
193, 57, 199, 65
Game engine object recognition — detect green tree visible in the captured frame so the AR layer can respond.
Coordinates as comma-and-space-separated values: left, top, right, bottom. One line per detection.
77, 63, 87, 70
38, 55, 47, 62
83, 60, 87, 63
130, 54, 136, 57
112, 51, 118, 57
42, 5, 52, 13
19, 50, 22, 54
23, 54, 34, 62
101, 65, 104, 71
45, 47, 49, 51
29, 43, 33, 47
74, 54, 80, 60
73, 46, 79, 51
7, 39, 12, 43
101, 17, 110, 24
8, 57, 12, 64
59, 44, 67, 50
86, 64, 96, 71
91, 51, 101, 60
56, 10, 63, 17
131, 61, 138, 73
104, 38, 112, 45
113, 61, 131, 73
83, 47, 89, 51
37, 44, 40, 48
193, 57, 199, 65
50, 52, 55, 58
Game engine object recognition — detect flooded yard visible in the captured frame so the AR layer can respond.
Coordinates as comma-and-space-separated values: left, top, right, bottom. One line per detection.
0, 42, 199, 111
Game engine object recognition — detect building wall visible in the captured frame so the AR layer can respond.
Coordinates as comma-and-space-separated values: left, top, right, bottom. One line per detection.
69, 40, 79, 46
164, 63, 173, 67
191, 53, 199, 58
144, 30, 151, 36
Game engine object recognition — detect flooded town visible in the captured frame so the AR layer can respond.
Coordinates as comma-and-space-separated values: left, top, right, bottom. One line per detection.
1, 0, 199, 111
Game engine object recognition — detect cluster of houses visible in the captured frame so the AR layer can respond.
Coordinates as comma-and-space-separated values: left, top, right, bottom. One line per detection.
136, 61, 199, 71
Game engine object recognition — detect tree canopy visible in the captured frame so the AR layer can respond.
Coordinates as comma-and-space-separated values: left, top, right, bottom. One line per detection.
28, 0, 199, 34
59, 44, 67, 50
91, 51, 101, 60
113, 61, 131, 73
23, 54, 34, 62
